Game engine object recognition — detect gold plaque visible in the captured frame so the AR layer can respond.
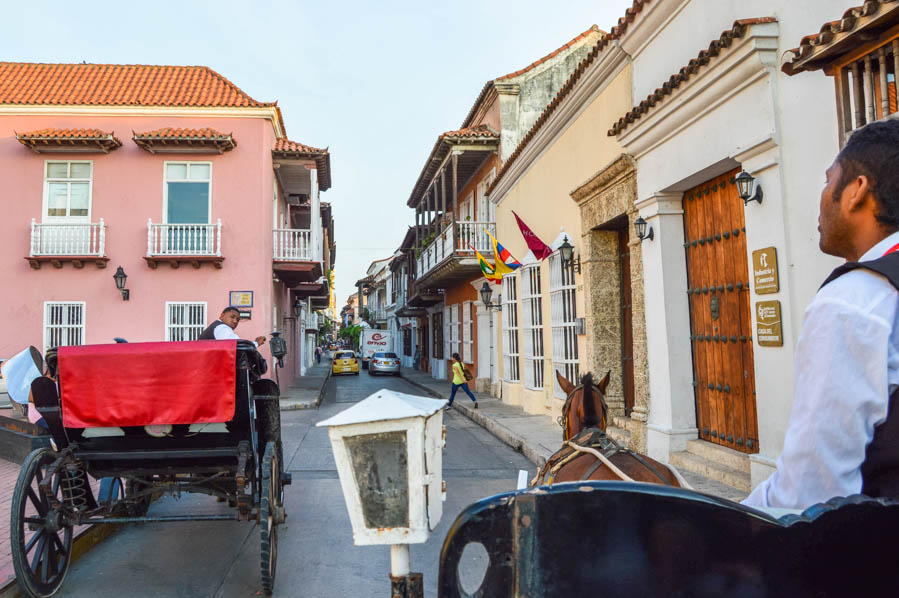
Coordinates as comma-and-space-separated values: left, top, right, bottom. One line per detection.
756, 300, 783, 347
752, 247, 779, 294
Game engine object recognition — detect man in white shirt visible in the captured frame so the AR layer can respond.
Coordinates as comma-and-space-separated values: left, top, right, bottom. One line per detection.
744, 120, 899, 509
198, 307, 266, 347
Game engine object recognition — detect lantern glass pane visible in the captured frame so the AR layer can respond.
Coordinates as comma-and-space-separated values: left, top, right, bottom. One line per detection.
345, 431, 409, 528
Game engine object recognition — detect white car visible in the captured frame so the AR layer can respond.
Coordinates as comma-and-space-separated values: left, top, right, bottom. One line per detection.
369, 351, 400, 376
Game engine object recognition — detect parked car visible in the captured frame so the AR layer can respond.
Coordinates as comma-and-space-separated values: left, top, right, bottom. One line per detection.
369, 351, 400, 376
331, 351, 359, 375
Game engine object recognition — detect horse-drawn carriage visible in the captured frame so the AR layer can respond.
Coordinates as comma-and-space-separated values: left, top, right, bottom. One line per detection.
10, 339, 289, 598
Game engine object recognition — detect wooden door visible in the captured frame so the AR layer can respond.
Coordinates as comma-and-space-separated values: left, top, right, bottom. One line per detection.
683, 169, 759, 453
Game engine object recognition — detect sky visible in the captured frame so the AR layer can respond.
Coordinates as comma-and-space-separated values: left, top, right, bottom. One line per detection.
1, 0, 636, 307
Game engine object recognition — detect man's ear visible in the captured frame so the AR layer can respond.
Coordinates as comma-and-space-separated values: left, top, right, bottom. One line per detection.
845, 174, 873, 213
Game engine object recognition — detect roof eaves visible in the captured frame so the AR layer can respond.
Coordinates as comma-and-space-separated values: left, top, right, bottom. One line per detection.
495, 25, 602, 81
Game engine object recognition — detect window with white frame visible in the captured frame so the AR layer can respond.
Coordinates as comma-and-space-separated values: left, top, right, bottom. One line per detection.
502, 273, 520, 383
166, 302, 207, 341
550, 253, 579, 398
521, 265, 544, 389
44, 302, 85, 351
445, 304, 461, 359
459, 192, 474, 222
165, 162, 211, 224
45, 162, 91, 220
462, 301, 474, 364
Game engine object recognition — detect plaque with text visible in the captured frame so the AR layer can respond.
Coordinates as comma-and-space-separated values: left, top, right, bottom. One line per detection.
752, 247, 779, 294
230, 291, 254, 308
756, 300, 783, 347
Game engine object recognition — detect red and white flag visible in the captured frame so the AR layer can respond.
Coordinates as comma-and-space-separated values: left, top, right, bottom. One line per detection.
512, 210, 552, 261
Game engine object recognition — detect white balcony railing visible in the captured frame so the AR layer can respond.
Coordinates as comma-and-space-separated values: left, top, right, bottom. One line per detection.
416, 221, 495, 279
30, 219, 106, 257
306, 312, 318, 330
273, 228, 312, 261
147, 219, 222, 257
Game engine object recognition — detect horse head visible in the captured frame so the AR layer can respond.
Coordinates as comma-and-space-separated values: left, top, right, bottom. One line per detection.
557, 370, 610, 441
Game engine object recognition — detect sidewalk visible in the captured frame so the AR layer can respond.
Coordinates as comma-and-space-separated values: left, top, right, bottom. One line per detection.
278, 361, 332, 410
399, 368, 746, 502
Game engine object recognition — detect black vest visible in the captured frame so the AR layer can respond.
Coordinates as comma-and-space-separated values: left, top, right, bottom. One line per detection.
198, 320, 225, 341
821, 252, 899, 499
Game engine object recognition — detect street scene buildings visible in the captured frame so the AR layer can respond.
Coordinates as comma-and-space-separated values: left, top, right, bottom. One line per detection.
3, 0, 899, 596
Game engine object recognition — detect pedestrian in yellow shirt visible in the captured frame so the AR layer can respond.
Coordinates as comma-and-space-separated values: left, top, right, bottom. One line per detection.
448, 352, 478, 410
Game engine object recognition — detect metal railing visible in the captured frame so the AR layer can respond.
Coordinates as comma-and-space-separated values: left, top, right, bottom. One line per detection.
838, 39, 899, 142
416, 221, 495, 279
273, 228, 313, 261
306, 312, 319, 330
30, 219, 106, 257
147, 220, 222, 257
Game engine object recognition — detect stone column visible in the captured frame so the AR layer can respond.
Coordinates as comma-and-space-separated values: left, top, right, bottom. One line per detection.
636, 192, 697, 462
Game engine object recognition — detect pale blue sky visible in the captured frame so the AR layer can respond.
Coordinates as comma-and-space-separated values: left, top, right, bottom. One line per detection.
2, 0, 635, 306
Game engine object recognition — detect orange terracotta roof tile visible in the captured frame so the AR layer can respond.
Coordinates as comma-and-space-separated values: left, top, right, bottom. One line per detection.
608, 18, 777, 137
783, 1, 899, 75
132, 127, 236, 153
440, 124, 499, 139
0, 62, 273, 108
133, 127, 232, 140
495, 26, 602, 81
16, 127, 122, 153
609, 0, 655, 39
272, 138, 332, 191
17, 127, 116, 140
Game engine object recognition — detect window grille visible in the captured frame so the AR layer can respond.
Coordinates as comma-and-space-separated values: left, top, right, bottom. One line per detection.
166, 302, 207, 341
550, 253, 579, 398
463, 301, 474, 364
836, 39, 899, 144
432, 311, 443, 360
521, 265, 544, 390
43, 302, 85, 351
502, 273, 520, 383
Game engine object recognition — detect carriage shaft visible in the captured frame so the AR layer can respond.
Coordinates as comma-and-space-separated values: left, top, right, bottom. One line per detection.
83, 514, 239, 524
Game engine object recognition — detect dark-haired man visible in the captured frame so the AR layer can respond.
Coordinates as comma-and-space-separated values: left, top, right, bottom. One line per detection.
199, 307, 266, 347
744, 119, 899, 509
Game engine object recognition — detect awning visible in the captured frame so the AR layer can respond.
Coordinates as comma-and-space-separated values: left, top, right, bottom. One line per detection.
133, 128, 236, 153
17, 128, 122, 153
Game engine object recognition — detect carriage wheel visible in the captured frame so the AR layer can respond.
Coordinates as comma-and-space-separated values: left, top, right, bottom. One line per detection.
260, 441, 282, 596
10, 448, 74, 598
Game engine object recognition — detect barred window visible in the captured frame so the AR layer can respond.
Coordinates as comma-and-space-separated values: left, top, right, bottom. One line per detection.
43, 302, 85, 351
521, 265, 544, 390
166, 302, 207, 341
432, 311, 443, 360
502, 273, 520, 383
462, 301, 474, 364
550, 253, 579, 398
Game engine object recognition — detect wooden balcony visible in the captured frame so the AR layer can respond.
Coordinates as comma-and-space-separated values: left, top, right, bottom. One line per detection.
145, 220, 223, 269
415, 221, 495, 287
27, 219, 109, 269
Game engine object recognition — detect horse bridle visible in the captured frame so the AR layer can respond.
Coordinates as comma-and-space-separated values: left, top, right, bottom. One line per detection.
559, 383, 609, 439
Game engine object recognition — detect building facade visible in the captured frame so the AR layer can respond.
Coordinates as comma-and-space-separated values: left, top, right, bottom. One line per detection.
0, 63, 333, 384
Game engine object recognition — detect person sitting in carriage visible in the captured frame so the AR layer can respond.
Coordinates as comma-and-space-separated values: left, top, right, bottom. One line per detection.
200, 306, 267, 347
744, 120, 899, 509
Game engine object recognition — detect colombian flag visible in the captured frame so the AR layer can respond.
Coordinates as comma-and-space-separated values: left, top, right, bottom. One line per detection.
472, 245, 502, 283
485, 230, 521, 277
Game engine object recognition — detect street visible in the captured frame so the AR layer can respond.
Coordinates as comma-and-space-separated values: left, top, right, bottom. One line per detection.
55, 369, 532, 597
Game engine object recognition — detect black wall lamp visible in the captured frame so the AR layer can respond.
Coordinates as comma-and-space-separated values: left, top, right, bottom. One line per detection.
479, 282, 501, 311
736, 171, 763, 205
113, 266, 130, 301
558, 235, 582, 273
634, 217, 654, 242
293, 296, 303, 319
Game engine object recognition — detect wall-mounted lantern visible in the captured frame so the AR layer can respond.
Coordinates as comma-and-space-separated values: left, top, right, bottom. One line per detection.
317, 389, 447, 598
112, 266, 130, 301
736, 171, 763, 205
292, 296, 303, 320
634, 217, 654, 242
558, 235, 582, 273
479, 282, 501, 311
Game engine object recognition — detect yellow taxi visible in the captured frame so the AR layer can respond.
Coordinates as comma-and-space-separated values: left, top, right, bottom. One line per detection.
331, 350, 359, 375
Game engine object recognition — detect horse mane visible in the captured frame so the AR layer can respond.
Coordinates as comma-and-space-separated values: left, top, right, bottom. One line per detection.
580, 372, 599, 428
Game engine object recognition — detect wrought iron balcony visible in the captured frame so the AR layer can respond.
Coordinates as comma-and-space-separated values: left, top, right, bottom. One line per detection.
27, 219, 108, 269
146, 219, 223, 268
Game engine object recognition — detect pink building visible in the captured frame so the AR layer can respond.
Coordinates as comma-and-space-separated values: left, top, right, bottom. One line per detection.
0, 63, 334, 382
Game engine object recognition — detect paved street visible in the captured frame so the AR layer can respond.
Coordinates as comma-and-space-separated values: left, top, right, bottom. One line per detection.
54, 369, 532, 598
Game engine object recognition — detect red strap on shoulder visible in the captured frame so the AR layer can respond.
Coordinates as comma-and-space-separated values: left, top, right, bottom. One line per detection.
883, 242, 899, 256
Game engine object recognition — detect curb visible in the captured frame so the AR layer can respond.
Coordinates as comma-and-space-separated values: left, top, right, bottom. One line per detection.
399, 373, 547, 468
0, 523, 119, 598
280, 368, 332, 411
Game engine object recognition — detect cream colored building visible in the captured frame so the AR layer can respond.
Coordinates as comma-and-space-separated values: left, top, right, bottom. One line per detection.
488, 36, 640, 425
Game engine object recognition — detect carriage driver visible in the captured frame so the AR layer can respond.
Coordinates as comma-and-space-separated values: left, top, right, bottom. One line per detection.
744, 119, 899, 509
199, 307, 266, 347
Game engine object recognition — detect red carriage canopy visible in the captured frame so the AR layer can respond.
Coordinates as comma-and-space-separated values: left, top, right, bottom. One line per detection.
58, 340, 237, 428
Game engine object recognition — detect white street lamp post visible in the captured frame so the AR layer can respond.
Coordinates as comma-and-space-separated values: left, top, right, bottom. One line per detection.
317, 389, 448, 597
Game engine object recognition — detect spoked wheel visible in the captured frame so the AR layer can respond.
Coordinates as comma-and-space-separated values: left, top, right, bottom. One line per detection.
260, 441, 283, 596
10, 448, 74, 598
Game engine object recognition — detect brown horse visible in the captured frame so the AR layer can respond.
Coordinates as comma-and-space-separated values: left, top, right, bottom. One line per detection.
533, 371, 681, 487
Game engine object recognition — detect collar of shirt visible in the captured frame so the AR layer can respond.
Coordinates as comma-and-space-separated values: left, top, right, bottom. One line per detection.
859, 230, 899, 261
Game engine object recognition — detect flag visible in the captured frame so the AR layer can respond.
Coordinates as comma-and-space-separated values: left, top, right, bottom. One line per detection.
472, 245, 502, 283
485, 230, 521, 278
512, 210, 552, 261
